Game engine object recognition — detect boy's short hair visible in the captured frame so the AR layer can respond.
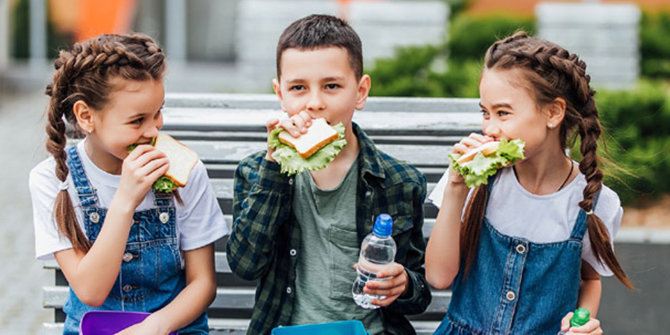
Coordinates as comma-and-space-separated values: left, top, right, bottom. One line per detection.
276, 14, 363, 80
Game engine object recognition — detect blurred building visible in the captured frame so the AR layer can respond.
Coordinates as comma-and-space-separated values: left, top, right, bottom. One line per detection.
4, 0, 449, 93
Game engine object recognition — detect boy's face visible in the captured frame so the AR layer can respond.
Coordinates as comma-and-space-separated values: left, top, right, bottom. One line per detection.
273, 46, 370, 128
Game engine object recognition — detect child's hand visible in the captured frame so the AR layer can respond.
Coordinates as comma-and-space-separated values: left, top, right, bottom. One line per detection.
448, 133, 494, 186
265, 111, 312, 162
357, 262, 409, 307
118, 144, 169, 209
114, 313, 172, 335
560, 312, 603, 335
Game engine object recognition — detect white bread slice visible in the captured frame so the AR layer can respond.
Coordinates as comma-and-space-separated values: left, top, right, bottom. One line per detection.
278, 118, 339, 159
154, 133, 199, 187
456, 141, 500, 164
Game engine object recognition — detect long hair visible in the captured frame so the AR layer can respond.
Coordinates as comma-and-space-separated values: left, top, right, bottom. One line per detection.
460, 31, 634, 289
45, 33, 166, 252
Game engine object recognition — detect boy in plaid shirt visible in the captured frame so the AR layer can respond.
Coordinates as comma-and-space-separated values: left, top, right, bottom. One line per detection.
227, 14, 431, 335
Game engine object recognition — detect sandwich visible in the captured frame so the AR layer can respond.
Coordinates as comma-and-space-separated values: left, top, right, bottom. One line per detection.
268, 118, 347, 176
128, 134, 199, 192
448, 138, 525, 188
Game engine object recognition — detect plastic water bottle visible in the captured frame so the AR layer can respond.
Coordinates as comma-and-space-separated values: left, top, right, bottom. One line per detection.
557, 307, 590, 334
352, 213, 397, 309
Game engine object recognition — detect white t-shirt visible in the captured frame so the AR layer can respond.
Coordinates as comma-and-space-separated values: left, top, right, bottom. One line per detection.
30, 140, 228, 261
428, 166, 622, 276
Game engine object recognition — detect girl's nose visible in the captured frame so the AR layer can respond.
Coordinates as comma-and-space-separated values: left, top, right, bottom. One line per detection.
483, 122, 501, 138
144, 125, 160, 139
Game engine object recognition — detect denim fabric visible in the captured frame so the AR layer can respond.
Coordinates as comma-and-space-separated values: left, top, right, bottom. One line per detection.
434, 176, 593, 335
61, 146, 208, 335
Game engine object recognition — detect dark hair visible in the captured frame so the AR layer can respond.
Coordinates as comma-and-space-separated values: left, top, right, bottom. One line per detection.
460, 31, 634, 290
276, 14, 363, 80
45, 33, 166, 252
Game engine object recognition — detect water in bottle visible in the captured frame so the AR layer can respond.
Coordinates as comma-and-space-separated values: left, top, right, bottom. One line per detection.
557, 307, 590, 334
352, 213, 397, 309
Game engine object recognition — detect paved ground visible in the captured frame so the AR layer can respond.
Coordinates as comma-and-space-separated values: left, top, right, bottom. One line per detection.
0, 89, 53, 333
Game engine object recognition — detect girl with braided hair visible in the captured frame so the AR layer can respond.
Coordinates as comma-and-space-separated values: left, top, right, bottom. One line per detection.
29, 33, 227, 334
425, 31, 634, 335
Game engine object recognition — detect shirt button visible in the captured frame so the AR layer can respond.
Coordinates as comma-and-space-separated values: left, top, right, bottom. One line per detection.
122, 252, 134, 262
288, 178, 294, 185
286, 287, 292, 294
123, 284, 133, 293
289, 249, 297, 256
516, 244, 526, 254
506, 290, 516, 301
365, 190, 372, 197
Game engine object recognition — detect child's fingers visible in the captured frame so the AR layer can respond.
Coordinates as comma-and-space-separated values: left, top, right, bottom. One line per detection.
460, 136, 489, 151
279, 118, 301, 137
266, 118, 280, 132
125, 143, 155, 160
139, 157, 170, 179
145, 160, 170, 182
467, 132, 493, 143
291, 111, 312, 134
560, 313, 573, 332
374, 263, 405, 279
570, 318, 602, 335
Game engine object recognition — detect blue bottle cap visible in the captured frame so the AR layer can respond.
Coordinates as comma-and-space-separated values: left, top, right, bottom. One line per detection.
373, 214, 393, 237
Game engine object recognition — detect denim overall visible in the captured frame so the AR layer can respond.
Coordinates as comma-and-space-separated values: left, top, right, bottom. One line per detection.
434, 176, 597, 335
62, 146, 208, 335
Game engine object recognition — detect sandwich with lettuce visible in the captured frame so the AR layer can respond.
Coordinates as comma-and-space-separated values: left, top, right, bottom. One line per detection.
127, 134, 199, 193
448, 138, 525, 188
268, 118, 347, 176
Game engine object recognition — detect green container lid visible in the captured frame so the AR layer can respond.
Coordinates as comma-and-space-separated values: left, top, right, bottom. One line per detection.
570, 307, 590, 327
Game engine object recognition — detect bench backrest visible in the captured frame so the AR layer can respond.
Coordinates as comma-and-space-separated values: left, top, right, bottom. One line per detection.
42, 93, 481, 335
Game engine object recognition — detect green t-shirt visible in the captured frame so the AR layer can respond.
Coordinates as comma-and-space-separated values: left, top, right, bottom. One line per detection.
290, 158, 385, 334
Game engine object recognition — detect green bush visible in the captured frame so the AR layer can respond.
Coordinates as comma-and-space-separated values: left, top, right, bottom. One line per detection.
367, 45, 481, 98
367, 14, 535, 98
640, 12, 670, 79
594, 81, 670, 205
448, 14, 535, 63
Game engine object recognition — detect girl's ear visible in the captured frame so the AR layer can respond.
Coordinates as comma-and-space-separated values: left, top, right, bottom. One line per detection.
355, 74, 371, 111
73, 100, 94, 134
546, 97, 566, 129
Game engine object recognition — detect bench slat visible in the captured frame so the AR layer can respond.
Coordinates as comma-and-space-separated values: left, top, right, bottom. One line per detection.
43, 285, 450, 313
41, 320, 442, 335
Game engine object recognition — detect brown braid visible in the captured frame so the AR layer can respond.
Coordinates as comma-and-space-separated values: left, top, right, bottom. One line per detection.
460, 31, 634, 289
44, 34, 166, 252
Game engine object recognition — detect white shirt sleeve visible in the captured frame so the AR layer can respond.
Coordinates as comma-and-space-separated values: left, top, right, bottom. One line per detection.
29, 159, 76, 260
176, 160, 229, 251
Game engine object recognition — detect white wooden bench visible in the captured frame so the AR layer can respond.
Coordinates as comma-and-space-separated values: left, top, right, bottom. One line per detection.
42, 93, 481, 334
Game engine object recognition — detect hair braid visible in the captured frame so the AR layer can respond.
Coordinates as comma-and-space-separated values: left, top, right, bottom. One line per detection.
43, 33, 166, 253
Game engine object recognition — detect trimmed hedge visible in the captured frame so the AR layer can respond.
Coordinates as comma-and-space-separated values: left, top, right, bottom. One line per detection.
595, 81, 670, 205
640, 12, 670, 79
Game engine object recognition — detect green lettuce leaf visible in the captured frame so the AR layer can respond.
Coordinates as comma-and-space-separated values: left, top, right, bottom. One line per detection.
127, 138, 177, 193
268, 122, 347, 176
448, 138, 525, 188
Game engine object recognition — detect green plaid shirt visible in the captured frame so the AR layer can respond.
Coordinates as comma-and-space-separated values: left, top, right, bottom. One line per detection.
227, 123, 431, 335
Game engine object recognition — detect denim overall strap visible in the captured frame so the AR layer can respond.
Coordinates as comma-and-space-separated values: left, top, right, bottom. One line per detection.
569, 192, 601, 240
65, 146, 99, 208
435, 171, 585, 335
